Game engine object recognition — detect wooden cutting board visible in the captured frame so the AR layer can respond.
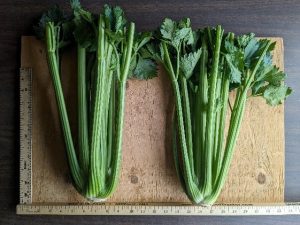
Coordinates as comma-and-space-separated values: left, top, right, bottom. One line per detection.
21, 36, 285, 204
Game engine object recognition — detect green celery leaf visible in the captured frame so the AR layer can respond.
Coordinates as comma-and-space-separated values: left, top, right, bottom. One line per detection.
225, 54, 242, 84
173, 27, 192, 47
73, 20, 96, 50
132, 57, 157, 80
252, 65, 288, 97
113, 6, 127, 33
71, 0, 96, 50
237, 33, 255, 48
263, 85, 292, 106
180, 49, 202, 79
160, 18, 193, 48
140, 43, 155, 58
160, 18, 176, 40
178, 18, 194, 45
103, 4, 113, 29
256, 66, 285, 84
129, 32, 158, 80
34, 5, 67, 40
60, 20, 75, 48
251, 80, 266, 95
224, 38, 244, 84
178, 18, 191, 28
248, 39, 275, 70
224, 35, 238, 54
225, 48, 244, 84
244, 38, 259, 68
103, 4, 126, 34
264, 70, 286, 86
134, 32, 153, 52
245, 38, 291, 104
139, 42, 162, 62
71, 0, 93, 23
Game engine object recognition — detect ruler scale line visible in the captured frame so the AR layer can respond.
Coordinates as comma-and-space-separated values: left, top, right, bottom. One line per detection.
19, 68, 32, 205
16, 203, 300, 216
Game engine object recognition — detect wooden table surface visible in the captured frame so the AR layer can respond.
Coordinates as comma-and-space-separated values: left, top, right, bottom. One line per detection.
0, 0, 299, 224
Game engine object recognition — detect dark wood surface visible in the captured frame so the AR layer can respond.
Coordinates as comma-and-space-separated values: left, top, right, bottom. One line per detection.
0, 0, 299, 224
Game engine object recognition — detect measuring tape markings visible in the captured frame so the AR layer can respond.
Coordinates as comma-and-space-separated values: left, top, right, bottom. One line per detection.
19, 68, 33, 205
16, 203, 300, 216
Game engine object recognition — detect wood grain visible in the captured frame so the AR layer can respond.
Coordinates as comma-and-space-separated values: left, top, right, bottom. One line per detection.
21, 36, 284, 204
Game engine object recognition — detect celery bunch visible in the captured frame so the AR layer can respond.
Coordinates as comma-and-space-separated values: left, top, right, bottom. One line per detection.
35, 1, 155, 200
144, 19, 292, 204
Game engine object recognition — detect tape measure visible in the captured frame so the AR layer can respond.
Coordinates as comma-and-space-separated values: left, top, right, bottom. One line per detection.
18, 67, 300, 216
19, 68, 32, 204
16, 203, 300, 216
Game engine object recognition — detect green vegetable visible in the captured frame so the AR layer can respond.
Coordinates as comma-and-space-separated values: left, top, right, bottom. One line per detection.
147, 18, 292, 204
35, 3, 291, 204
35, 1, 156, 200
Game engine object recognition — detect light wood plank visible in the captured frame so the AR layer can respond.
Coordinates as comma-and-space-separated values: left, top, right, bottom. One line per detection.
21, 36, 284, 204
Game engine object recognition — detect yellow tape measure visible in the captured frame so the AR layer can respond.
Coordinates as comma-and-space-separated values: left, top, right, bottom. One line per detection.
19, 68, 32, 204
18, 67, 300, 216
16, 203, 300, 215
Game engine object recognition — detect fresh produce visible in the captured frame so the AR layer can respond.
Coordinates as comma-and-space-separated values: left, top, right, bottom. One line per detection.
142, 18, 292, 204
35, 1, 156, 200
34, 0, 291, 204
